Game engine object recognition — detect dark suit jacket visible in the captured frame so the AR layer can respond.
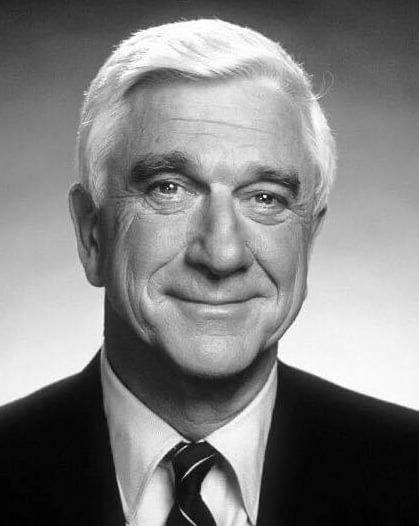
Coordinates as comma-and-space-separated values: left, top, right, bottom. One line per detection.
1, 354, 419, 525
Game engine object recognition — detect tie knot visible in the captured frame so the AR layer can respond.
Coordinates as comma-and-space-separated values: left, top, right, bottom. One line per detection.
171, 441, 219, 497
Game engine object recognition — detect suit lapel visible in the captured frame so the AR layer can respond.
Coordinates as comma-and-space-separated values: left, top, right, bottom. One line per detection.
76, 357, 308, 526
78, 357, 299, 526
256, 360, 309, 526
75, 354, 125, 526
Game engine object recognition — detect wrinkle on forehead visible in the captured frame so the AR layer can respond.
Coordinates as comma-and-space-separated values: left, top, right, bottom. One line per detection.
167, 117, 276, 135
118, 78, 313, 189
127, 79, 300, 136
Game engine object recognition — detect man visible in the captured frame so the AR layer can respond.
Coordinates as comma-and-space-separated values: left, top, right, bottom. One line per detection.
1, 18, 418, 526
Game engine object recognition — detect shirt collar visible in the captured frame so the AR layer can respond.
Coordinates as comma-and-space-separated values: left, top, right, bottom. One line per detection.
101, 351, 183, 519
101, 349, 277, 525
206, 361, 277, 524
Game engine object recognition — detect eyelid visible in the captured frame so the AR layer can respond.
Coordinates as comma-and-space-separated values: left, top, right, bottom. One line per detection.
239, 186, 289, 200
146, 178, 202, 203
236, 178, 292, 193
148, 178, 180, 188
146, 173, 202, 194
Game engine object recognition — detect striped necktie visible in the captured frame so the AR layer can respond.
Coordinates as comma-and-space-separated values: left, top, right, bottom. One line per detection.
167, 441, 219, 526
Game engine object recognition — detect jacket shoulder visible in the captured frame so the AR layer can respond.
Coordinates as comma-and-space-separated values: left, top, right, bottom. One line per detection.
0, 372, 83, 424
281, 361, 419, 436
0, 366, 97, 477
261, 362, 419, 524
0, 356, 121, 525
286, 363, 419, 514
0, 361, 100, 440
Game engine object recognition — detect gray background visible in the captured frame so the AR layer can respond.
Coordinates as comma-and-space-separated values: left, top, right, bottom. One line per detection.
1, 0, 418, 407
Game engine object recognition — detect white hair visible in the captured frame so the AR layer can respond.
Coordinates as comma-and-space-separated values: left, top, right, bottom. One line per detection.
77, 18, 336, 214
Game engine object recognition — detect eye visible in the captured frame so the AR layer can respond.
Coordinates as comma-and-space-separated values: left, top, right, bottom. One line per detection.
251, 192, 287, 209
254, 192, 276, 205
148, 180, 184, 200
144, 178, 196, 211
152, 181, 179, 195
239, 189, 289, 224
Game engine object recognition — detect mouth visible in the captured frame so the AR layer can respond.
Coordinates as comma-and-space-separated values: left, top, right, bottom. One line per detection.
166, 293, 261, 319
167, 293, 258, 306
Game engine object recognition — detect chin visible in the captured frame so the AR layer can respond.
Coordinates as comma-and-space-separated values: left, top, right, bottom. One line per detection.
158, 331, 267, 380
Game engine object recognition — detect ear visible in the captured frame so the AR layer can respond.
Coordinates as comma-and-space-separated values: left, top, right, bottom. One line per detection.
303, 206, 327, 301
69, 184, 104, 287
310, 206, 327, 242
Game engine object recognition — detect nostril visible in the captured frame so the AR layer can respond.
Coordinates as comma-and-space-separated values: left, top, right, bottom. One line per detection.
203, 264, 247, 281
187, 259, 249, 281
185, 234, 253, 278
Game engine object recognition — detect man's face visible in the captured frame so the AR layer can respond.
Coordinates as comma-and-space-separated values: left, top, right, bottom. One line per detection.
99, 77, 320, 378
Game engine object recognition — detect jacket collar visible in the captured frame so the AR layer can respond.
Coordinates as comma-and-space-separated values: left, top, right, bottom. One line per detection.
78, 353, 289, 526
76, 353, 126, 526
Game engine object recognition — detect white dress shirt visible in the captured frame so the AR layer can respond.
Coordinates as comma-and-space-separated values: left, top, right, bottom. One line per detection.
101, 351, 277, 526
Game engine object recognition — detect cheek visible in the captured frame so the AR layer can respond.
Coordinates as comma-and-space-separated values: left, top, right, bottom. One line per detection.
107, 206, 189, 284
254, 222, 309, 291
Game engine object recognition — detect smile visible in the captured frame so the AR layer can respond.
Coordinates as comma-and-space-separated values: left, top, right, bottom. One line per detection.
167, 294, 259, 318
167, 293, 258, 306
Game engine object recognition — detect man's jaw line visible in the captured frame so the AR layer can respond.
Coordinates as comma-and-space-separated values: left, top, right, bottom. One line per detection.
105, 294, 279, 440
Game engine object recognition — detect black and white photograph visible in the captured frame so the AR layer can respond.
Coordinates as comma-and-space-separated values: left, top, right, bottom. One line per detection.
1, 1, 418, 524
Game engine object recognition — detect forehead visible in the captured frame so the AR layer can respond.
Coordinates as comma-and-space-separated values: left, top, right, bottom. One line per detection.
122, 77, 313, 186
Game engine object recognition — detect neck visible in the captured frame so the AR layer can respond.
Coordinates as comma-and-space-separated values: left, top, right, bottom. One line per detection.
104, 297, 277, 441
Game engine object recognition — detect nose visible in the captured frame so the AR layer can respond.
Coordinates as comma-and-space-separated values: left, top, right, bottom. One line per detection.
185, 186, 253, 278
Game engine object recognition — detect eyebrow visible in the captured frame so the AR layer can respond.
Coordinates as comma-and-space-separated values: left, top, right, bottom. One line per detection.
249, 166, 301, 199
129, 151, 193, 182
129, 151, 300, 198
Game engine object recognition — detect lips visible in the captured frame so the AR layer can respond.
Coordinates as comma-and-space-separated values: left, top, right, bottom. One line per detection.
167, 291, 259, 305
167, 294, 259, 321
